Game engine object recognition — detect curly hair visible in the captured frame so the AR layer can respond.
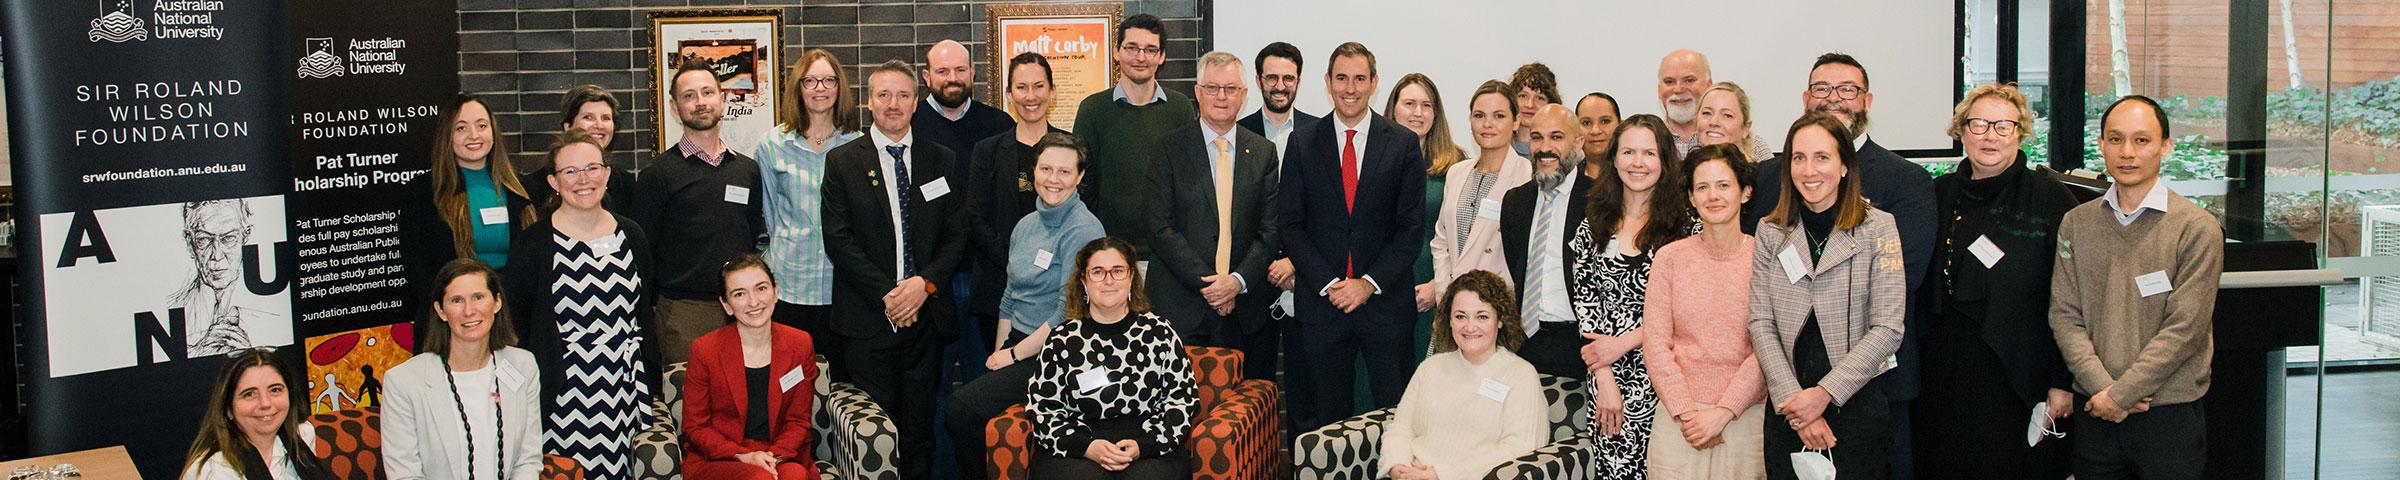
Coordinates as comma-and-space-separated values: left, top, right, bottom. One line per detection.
1430, 270, 1526, 354
1061, 236, 1152, 321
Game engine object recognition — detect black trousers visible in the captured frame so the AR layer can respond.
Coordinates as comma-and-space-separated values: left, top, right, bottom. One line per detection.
773, 302, 833, 360
1292, 314, 1414, 432
832, 327, 942, 480
1517, 322, 1589, 379
944, 330, 1035, 480
1277, 307, 1314, 440
2071, 400, 2205, 480
1766, 375, 1895, 480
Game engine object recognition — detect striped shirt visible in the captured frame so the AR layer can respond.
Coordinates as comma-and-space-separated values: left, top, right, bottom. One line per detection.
754, 128, 864, 305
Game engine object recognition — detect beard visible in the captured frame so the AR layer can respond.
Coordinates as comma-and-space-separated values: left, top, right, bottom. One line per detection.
1263, 88, 1295, 113
1664, 98, 1698, 123
679, 109, 721, 132
1815, 105, 1870, 138
934, 82, 971, 108
1532, 152, 1569, 189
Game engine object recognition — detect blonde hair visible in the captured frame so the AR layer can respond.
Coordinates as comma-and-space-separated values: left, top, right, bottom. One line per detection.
1386, 73, 1465, 176
1702, 82, 1756, 159
1947, 82, 2034, 139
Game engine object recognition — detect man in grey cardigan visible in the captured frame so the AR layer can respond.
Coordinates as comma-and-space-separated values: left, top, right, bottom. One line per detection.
2049, 95, 2223, 479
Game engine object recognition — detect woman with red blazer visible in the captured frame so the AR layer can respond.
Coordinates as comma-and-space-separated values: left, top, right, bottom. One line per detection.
683, 253, 821, 479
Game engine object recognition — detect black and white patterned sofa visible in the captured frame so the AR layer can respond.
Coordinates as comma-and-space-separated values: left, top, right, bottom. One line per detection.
629, 359, 904, 480
1293, 374, 1593, 480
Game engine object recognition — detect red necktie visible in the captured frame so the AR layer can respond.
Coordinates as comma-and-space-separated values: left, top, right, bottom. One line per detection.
1341, 128, 1359, 277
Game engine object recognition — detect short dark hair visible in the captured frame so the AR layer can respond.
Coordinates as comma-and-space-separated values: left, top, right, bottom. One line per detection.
1118, 13, 1165, 43
1034, 131, 1090, 172
1256, 41, 1303, 75
1682, 143, 1756, 192
1510, 63, 1560, 105
719, 251, 775, 299
558, 85, 617, 129
1578, 91, 1621, 118
2102, 94, 2173, 138
1328, 42, 1376, 77
1809, 52, 1870, 91
671, 57, 718, 92
1007, 51, 1054, 87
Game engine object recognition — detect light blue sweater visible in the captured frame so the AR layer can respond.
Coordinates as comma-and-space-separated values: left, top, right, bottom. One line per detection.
999, 192, 1105, 334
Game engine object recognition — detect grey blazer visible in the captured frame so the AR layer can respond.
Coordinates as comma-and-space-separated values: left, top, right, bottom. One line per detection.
1747, 208, 1906, 407
381, 347, 544, 480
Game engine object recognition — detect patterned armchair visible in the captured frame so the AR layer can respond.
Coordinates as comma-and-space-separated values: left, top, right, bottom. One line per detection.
628, 359, 904, 480
1291, 374, 1593, 480
984, 346, 1284, 480
308, 407, 586, 480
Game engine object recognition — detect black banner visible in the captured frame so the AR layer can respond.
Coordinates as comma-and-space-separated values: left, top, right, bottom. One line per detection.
3, 1, 452, 476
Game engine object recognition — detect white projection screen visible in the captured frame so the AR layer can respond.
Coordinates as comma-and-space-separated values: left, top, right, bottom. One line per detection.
1212, 0, 1961, 155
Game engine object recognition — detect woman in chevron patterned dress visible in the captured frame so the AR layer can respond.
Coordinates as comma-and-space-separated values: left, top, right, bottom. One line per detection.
504, 129, 663, 480
1568, 115, 1695, 479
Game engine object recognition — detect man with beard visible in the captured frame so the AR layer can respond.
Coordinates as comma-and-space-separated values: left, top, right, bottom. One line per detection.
1499, 104, 1595, 378
1656, 49, 1712, 155
1741, 52, 1935, 480
1073, 13, 1194, 256
627, 60, 766, 364
915, 39, 1015, 182
1239, 41, 1317, 161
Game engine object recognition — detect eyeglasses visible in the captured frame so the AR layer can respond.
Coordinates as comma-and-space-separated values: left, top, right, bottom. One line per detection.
1807, 83, 1865, 100
1085, 266, 1130, 281
553, 164, 611, 177
1119, 44, 1163, 58
1962, 118, 2020, 136
1196, 83, 1244, 98
800, 76, 839, 89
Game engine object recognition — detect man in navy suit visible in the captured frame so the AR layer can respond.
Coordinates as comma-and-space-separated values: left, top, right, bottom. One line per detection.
1238, 41, 1318, 160
1277, 42, 1427, 431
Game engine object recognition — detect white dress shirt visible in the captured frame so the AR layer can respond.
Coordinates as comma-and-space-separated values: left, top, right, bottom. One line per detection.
2101, 183, 2174, 226
1318, 113, 1381, 295
871, 129, 916, 279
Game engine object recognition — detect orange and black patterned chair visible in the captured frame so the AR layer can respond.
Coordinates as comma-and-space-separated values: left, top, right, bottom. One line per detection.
983, 346, 1283, 480
309, 406, 586, 480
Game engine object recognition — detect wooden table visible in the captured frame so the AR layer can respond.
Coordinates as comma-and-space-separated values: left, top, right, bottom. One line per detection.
0, 445, 141, 479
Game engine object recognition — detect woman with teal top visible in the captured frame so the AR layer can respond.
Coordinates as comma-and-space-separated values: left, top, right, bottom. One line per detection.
944, 131, 1106, 480
753, 48, 864, 341
405, 94, 536, 316
1386, 73, 1466, 356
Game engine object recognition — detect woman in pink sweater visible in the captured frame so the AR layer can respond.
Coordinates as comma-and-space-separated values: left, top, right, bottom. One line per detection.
1639, 144, 1767, 479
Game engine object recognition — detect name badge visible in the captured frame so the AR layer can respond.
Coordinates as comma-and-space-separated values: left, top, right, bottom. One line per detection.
2135, 270, 2173, 297
1074, 367, 1113, 393
1779, 244, 1808, 283
1968, 235, 2005, 268
779, 366, 807, 393
1602, 237, 1624, 259
1476, 199, 1502, 220
1033, 249, 1055, 270
478, 207, 508, 225
1476, 378, 1510, 402
724, 185, 751, 205
495, 361, 528, 391
588, 235, 623, 257
920, 177, 952, 201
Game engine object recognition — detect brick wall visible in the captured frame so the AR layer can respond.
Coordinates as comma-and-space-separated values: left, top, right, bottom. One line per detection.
457, 0, 1210, 171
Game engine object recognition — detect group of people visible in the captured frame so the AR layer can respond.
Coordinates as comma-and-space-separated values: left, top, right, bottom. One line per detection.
177, 13, 2224, 480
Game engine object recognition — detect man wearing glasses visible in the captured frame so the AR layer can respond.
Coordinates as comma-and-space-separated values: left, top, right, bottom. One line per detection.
1146, 51, 1281, 375
1072, 13, 1195, 259
1239, 41, 1317, 161
1742, 52, 1936, 480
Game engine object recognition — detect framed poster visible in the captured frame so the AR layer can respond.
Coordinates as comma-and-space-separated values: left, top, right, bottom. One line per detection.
649, 9, 780, 155
986, 3, 1120, 130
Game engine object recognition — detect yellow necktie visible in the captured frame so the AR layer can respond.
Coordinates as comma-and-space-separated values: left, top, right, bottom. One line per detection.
1213, 137, 1234, 274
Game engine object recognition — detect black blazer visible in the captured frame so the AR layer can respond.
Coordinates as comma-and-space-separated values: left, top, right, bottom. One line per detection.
1276, 113, 1426, 324
1927, 155, 2081, 407
502, 212, 666, 407
1499, 173, 1592, 300
1145, 121, 1282, 338
1237, 109, 1321, 138
821, 135, 968, 341
964, 127, 1066, 319
400, 176, 535, 347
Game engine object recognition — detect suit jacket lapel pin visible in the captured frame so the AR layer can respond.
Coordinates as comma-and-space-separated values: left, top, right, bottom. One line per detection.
868, 169, 880, 187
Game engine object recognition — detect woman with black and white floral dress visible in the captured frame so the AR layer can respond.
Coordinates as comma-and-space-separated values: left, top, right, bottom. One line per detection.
503, 130, 662, 480
1025, 236, 1197, 479
1569, 115, 1696, 479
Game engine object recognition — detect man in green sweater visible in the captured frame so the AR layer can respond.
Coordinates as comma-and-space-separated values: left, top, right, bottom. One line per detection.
1073, 13, 1194, 255
2048, 95, 2222, 479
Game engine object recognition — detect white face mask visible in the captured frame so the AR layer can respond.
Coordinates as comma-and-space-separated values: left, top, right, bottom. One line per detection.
1791, 449, 1837, 480
2027, 402, 2067, 447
